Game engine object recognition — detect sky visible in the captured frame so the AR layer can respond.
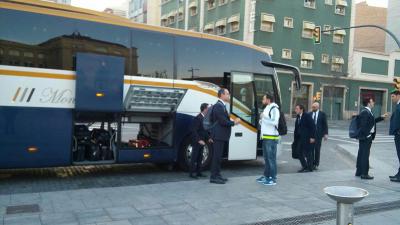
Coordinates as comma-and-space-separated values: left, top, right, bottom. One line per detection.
71, 0, 129, 11
71, 0, 388, 12
355, 0, 388, 7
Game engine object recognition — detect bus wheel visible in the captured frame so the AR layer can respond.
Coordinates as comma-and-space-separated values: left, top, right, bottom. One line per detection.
178, 137, 213, 171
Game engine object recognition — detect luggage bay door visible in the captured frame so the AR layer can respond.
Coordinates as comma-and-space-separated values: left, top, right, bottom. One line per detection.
228, 71, 258, 160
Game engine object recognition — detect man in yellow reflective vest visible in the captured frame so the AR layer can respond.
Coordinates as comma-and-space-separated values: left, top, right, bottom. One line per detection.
256, 93, 280, 186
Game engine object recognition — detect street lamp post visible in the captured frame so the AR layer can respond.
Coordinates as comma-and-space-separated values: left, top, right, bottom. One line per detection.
188, 67, 199, 80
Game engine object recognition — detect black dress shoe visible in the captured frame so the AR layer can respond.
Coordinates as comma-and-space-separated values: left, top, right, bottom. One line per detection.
298, 168, 306, 173
218, 176, 228, 182
389, 174, 400, 179
360, 175, 374, 180
196, 173, 207, 178
210, 178, 225, 184
189, 174, 198, 179
390, 176, 400, 182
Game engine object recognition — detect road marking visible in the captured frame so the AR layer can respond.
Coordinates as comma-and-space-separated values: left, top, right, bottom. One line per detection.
328, 137, 358, 144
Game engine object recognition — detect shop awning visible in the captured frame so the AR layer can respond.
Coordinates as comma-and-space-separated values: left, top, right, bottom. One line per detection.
334, 29, 346, 36
303, 22, 315, 30
332, 57, 345, 64
215, 19, 226, 27
336, 0, 348, 7
204, 23, 214, 30
261, 14, 275, 23
301, 52, 315, 61
228, 14, 240, 23
189, 1, 197, 9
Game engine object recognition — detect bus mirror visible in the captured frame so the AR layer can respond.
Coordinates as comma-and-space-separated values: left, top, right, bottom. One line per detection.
261, 61, 302, 90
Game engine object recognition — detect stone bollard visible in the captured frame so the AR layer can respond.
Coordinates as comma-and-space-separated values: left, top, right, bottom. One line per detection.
324, 186, 369, 225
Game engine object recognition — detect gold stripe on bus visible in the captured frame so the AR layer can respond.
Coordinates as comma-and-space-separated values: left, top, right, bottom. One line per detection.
230, 114, 257, 133
0, 69, 75, 80
0, 1, 267, 54
0, 69, 256, 133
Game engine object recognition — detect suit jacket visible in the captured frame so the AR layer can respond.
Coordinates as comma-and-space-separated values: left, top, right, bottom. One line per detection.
389, 103, 400, 135
309, 111, 328, 139
294, 112, 316, 144
358, 107, 384, 140
211, 100, 234, 141
191, 113, 210, 144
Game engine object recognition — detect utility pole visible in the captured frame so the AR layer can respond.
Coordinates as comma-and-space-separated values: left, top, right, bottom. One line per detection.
188, 67, 199, 80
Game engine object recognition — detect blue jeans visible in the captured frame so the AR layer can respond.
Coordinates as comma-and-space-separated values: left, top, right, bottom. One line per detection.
262, 139, 278, 180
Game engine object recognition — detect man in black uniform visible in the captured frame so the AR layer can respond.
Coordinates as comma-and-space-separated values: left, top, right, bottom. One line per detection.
189, 103, 212, 178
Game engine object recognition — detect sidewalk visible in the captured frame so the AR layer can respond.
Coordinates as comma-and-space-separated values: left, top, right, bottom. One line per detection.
1, 166, 400, 225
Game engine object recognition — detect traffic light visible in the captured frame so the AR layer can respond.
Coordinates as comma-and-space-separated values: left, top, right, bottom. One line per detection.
313, 26, 321, 44
315, 91, 321, 101
394, 77, 400, 91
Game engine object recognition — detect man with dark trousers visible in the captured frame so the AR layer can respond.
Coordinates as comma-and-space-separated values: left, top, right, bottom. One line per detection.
389, 89, 400, 182
310, 102, 328, 170
356, 97, 386, 180
294, 104, 315, 172
189, 103, 212, 179
209, 88, 240, 184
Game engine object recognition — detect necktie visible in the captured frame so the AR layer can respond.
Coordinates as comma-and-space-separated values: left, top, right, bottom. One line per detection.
313, 112, 317, 125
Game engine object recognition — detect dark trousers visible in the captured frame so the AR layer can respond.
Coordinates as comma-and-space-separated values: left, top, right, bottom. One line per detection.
210, 140, 226, 179
395, 134, 400, 175
356, 137, 373, 176
298, 140, 313, 170
190, 143, 204, 175
313, 137, 322, 167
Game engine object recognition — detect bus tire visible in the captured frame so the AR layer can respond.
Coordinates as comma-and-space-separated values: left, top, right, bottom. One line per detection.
178, 136, 213, 172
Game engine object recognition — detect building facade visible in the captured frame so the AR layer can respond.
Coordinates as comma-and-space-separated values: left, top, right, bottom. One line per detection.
129, 0, 161, 26
354, 1, 387, 53
386, 0, 400, 53
161, 0, 358, 119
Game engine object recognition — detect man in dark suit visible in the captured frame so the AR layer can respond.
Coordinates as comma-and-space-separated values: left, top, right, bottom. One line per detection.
189, 103, 212, 179
294, 104, 316, 172
356, 97, 386, 180
209, 88, 240, 184
310, 102, 328, 170
389, 89, 400, 182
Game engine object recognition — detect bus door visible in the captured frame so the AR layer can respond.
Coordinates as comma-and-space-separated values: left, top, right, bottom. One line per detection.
228, 71, 258, 160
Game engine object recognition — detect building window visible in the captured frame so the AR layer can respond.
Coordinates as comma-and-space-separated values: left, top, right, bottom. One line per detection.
8, 50, 20, 56
333, 27, 346, 43
321, 54, 330, 64
260, 46, 273, 56
325, 0, 333, 5
228, 14, 240, 33
260, 13, 275, 32
219, 0, 227, 6
304, 0, 316, 9
178, 8, 184, 21
0, 48, 3, 55
204, 22, 214, 34
323, 25, 331, 34
282, 49, 292, 59
189, 1, 198, 16
208, 0, 216, 10
302, 21, 315, 39
161, 17, 168, 26
331, 56, 344, 72
23, 52, 34, 58
216, 19, 226, 35
335, 0, 347, 15
168, 11, 176, 24
283, 17, 294, 28
300, 51, 314, 69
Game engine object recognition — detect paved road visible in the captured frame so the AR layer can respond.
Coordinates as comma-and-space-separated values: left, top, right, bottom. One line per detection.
0, 120, 392, 195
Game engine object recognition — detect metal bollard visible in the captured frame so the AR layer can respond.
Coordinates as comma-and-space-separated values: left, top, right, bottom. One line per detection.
324, 186, 369, 225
